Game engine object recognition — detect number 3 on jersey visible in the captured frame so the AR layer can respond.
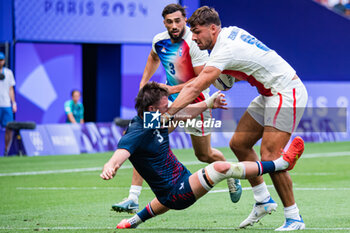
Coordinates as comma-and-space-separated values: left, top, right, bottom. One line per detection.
154, 129, 164, 143
169, 62, 175, 75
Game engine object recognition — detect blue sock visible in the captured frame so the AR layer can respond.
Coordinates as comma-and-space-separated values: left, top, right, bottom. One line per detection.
256, 161, 276, 176
136, 202, 156, 222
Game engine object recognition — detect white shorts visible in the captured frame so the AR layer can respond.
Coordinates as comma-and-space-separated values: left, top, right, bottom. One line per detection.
247, 78, 308, 133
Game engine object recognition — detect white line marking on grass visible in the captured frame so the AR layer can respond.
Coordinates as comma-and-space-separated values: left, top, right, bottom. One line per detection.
1, 226, 350, 231
302, 151, 350, 158
209, 186, 350, 194
291, 172, 336, 176
0, 161, 204, 177
1, 151, 349, 177
17, 186, 350, 192
16, 187, 152, 190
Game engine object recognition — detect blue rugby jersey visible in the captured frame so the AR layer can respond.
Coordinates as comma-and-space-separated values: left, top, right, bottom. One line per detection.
117, 116, 191, 199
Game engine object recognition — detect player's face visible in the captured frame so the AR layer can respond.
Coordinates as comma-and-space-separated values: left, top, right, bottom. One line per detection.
0, 60, 4, 68
72, 91, 81, 103
163, 11, 186, 42
156, 96, 169, 114
149, 96, 169, 114
191, 24, 215, 50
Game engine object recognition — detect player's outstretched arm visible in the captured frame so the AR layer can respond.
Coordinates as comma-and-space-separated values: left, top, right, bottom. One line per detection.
139, 50, 160, 89
174, 91, 227, 121
167, 66, 221, 116
100, 149, 131, 180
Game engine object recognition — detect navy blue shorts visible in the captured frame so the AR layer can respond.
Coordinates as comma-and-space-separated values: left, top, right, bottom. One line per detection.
0, 107, 13, 128
158, 175, 196, 210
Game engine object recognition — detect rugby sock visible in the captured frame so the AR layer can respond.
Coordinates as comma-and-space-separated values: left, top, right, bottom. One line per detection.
136, 203, 156, 223
128, 185, 142, 204
126, 214, 142, 227
284, 203, 301, 220
273, 157, 290, 171
252, 182, 271, 203
256, 161, 276, 176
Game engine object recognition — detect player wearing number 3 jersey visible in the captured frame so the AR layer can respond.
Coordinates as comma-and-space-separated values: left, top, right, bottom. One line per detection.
101, 82, 305, 229
166, 6, 308, 231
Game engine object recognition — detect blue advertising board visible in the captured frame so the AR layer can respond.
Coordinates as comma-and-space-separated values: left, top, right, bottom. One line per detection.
14, 0, 175, 43
45, 124, 80, 155
20, 125, 55, 156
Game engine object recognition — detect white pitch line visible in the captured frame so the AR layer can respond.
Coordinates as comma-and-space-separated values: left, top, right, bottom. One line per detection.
209, 187, 350, 193
1, 226, 350, 231
1, 151, 349, 177
302, 151, 350, 158
16, 186, 350, 192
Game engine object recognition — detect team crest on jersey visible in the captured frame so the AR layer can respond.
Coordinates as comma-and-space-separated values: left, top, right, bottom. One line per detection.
178, 47, 183, 57
161, 47, 166, 53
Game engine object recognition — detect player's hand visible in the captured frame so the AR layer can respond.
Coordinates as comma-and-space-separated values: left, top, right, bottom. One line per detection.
213, 93, 228, 110
159, 83, 175, 94
100, 163, 119, 180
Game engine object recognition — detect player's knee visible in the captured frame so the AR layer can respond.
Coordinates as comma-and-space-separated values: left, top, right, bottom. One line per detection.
229, 136, 245, 152
260, 149, 277, 161
213, 161, 231, 174
204, 162, 230, 186
194, 151, 211, 163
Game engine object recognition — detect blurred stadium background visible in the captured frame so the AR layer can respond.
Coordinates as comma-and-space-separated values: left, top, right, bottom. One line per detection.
0, 0, 350, 232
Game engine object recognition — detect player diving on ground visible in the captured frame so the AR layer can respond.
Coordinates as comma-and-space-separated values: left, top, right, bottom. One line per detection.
100, 82, 305, 229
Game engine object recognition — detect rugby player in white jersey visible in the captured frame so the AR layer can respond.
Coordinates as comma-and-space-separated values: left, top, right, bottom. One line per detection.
112, 4, 241, 214
164, 6, 308, 231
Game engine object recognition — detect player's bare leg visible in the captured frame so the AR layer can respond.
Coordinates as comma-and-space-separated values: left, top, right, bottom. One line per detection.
261, 127, 305, 231
261, 127, 293, 207
112, 168, 143, 213
191, 134, 225, 163
230, 112, 278, 227
191, 134, 242, 203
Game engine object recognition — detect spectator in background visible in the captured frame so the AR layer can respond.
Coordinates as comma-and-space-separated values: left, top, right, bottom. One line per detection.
333, 1, 347, 14
344, 3, 350, 15
0, 52, 17, 156
64, 90, 84, 124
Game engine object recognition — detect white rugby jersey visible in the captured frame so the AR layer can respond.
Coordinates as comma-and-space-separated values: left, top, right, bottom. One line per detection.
152, 26, 209, 102
206, 26, 296, 96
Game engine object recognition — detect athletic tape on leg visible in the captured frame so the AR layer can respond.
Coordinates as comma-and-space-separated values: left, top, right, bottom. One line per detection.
197, 169, 213, 191
206, 162, 246, 186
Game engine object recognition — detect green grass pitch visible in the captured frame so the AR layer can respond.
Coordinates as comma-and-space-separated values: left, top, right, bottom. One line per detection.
1, 141, 350, 232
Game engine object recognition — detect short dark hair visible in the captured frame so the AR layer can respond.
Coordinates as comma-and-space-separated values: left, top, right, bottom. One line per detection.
188, 6, 221, 27
162, 3, 186, 18
135, 82, 169, 118
71, 89, 80, 97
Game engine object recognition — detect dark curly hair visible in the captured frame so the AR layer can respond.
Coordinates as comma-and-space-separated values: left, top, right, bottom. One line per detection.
135, 82, 169, 118
162, 3, 186, 18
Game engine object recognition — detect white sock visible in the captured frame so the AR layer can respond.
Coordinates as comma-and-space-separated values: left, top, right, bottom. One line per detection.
127, 185, 142, 204
252, 182, 271, 203
284, 203, 301, 220
273, 157, 289, 171
127, 214, 142, 226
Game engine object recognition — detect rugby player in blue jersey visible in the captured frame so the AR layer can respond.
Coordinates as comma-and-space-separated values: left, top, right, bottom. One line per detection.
100, 82, 304, 229
112, 3, 241, 213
